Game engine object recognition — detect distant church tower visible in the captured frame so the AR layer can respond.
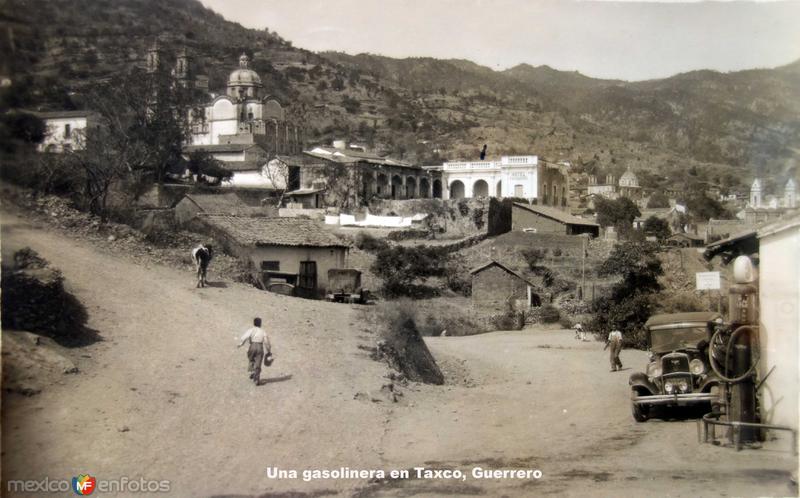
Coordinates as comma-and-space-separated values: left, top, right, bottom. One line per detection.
175, 47, 193, 85
784, 178, 797, 209
146, 39, 163, 74
749, 178, 762, 208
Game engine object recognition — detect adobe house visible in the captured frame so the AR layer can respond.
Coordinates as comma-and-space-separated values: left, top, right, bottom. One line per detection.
470, 260, 542, 312
197, 215, 349, 297
512, 203, 599, 237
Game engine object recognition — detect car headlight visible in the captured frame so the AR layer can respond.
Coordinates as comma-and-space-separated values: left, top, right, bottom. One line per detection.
678, 379, 689, 393
646, 362, 662, 378
689, 359, 705, 376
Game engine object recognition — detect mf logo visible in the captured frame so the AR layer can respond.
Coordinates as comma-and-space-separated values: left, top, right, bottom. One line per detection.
72, 474, 96, 495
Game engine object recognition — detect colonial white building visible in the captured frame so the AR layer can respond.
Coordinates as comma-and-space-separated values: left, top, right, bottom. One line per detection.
424, 155, 570, 208
34, 110, 101, 153
186, 53, 300, 151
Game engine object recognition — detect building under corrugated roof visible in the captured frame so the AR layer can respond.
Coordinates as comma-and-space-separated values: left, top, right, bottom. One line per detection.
512, 202, 599, 237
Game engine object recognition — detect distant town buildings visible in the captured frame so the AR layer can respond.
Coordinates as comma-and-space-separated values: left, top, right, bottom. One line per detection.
587, 167, 642, 201
748, 177, 797, 209
34, 110, 101, 153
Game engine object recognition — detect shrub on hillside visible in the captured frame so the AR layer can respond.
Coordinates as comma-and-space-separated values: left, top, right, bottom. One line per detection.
372, 244, 449, 298
355, 232, 390, 253
540, 305, 561, 324
491, 310, 525, 331
444, 265, 472, 296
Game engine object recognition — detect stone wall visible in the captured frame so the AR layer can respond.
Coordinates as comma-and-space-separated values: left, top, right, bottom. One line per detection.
368, 198, 490, 237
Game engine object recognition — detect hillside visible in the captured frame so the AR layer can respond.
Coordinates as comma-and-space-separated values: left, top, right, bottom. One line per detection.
4, 0, 800, 193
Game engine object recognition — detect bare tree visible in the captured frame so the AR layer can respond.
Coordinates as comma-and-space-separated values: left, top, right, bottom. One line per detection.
261, 158, 292, 207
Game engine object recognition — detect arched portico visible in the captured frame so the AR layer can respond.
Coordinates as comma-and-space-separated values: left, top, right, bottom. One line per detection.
433, 179, 443, 198
376, 173, 388, 197
450, 180, 465, 199
473, 179, 489, 197
419, 178, 430, 198
391, 175, 403, 199
406, 176, 417, 198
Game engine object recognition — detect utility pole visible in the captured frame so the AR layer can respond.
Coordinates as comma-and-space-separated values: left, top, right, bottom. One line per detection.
581, 234, 586, 301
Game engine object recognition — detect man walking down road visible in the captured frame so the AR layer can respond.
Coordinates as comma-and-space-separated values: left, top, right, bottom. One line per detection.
604, 329, 623, 372
238, 317, 271, 385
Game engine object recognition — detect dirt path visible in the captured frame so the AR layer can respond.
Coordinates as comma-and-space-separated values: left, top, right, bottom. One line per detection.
2, 209, 797, 497
2, 212, 391, 497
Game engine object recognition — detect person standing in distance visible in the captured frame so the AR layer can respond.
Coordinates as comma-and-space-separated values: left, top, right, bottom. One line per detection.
238, 317, 271, 385
604, 329, 623, 372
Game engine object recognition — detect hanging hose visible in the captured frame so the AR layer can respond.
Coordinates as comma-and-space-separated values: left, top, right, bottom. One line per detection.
708, 325, 760, 383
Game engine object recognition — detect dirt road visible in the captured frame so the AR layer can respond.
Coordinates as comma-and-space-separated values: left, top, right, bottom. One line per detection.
2, 210, 797, 497
1, 212, 390, 497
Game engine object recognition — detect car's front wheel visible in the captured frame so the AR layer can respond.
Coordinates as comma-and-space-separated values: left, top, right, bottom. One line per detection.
631, 389, 650, 422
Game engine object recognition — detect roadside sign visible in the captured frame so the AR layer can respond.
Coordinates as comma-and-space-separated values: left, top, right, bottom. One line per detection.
696, 271, 721, 290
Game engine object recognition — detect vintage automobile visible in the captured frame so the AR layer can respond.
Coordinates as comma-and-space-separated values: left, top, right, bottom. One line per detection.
629, 311, 724, 422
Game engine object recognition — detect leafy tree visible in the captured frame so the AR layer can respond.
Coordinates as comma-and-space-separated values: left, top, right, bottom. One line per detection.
646, 190, 670, 209
686, 194, 730, 221
372, 245, 449, 298
595, 196, 640, 228
187, 150, 232, 183
599, 240, 663, 298
642, 216, 671, 241
0, 111, 45, 153
591, 241, 664, 347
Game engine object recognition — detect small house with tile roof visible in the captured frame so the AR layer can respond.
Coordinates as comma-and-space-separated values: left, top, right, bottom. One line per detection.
196, 215, 349, 296
470, 260, 543, 312
174, 192, 263, 225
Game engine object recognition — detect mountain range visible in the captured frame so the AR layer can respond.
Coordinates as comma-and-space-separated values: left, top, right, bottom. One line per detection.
3, 0, 799, 195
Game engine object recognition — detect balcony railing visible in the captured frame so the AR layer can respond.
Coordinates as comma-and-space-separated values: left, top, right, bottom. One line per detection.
441, 155, 538, 171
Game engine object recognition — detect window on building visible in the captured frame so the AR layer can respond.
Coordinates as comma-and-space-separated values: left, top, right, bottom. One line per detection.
514, 184, 524, 197
298, 261, 317, 290
64, 124, 71, 138
260, 261, 280, 271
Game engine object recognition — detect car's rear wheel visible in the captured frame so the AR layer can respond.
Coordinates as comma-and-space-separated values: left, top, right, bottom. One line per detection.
631, 388, 650, 422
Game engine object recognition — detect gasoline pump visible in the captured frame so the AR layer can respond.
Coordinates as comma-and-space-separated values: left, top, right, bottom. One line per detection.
707, 256, 760, 444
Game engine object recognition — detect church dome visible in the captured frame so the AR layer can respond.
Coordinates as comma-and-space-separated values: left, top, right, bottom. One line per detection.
619, 168, 639, 187
227, 53, 262, 93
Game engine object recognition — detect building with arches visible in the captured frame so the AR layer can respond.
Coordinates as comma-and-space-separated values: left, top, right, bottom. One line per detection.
425, 155, 570, 210
281, 142, 442, 208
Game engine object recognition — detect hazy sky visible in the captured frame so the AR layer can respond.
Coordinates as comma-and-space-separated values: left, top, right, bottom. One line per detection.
199, 0, 800, 81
